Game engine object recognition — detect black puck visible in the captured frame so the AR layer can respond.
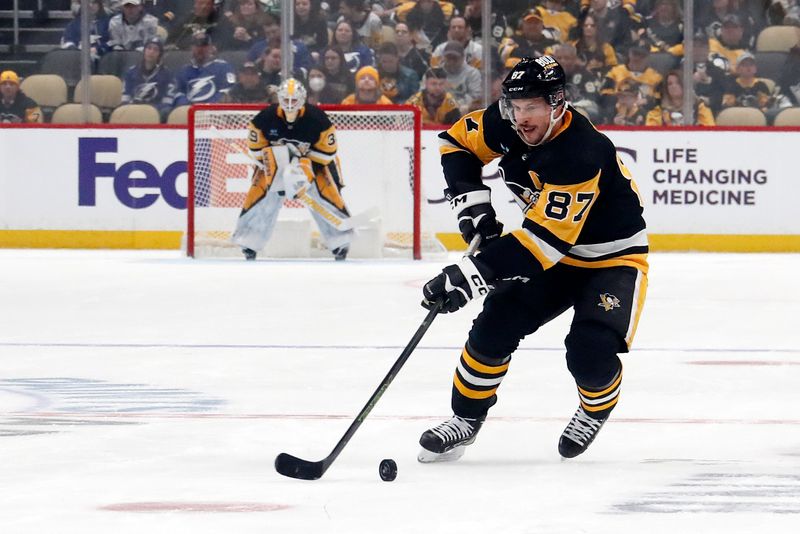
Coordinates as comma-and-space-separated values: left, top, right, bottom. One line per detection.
379, 458, 397, 481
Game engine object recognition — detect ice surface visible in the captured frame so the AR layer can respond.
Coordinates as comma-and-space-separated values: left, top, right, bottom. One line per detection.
0, 250, 799, 533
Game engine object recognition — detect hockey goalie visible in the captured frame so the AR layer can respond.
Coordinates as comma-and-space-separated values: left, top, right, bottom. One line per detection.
231, 78, 353, 261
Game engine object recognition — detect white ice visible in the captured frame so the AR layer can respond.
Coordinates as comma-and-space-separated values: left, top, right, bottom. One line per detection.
1, 250, 799, 533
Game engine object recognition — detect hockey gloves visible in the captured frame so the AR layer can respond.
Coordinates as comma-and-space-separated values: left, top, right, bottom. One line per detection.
448, 189, 504, 250
283, 157, 315, 199
422, 256, 493, 313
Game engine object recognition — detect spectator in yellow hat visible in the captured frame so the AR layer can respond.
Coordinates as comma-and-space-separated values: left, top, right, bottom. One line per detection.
341, 66, 393, 105
0, 71, 43, 123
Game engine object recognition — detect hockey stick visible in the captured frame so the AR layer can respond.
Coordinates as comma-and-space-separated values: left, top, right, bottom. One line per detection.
275, 235, 482, 480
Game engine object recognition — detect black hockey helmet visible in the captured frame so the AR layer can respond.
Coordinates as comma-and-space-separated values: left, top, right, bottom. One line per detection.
500, 56, 568, 146
501, 56, 566, 108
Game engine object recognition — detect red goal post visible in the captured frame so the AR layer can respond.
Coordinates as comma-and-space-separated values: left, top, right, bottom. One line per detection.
186, 103, 440, 260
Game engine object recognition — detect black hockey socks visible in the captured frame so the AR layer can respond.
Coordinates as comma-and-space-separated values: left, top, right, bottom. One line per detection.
576, 364, 622, 420
451, 344, 510, 418
559, 365, 622, 458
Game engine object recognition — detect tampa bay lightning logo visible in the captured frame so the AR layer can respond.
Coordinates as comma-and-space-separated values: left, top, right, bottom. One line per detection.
343, 51, 362, 73
133, 82, 159, 103
187, 75, 217, 103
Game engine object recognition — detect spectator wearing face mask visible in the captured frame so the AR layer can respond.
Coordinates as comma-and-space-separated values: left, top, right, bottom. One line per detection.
306, 66, 342, 105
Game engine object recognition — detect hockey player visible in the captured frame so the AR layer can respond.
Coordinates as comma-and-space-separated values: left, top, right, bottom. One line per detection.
232, 78, 352, 261
418, 56, 648, 462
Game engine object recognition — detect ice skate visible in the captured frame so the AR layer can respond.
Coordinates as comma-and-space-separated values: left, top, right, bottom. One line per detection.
332, 246, 348, 261
418, 415, 484, 463
242, 247, 257, 261
558, 405, 608, 459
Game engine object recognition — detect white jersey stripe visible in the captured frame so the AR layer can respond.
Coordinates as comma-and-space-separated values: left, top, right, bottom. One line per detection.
568, 229, 649, 259
520, 228, 565, 265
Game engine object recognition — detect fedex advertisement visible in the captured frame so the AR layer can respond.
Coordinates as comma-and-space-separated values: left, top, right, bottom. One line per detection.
0, 126, 799, 250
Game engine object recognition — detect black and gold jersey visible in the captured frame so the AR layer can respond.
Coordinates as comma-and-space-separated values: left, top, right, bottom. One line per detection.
439, 102, 648, 279
247, 103, 338, 167
0, 93, 42, 123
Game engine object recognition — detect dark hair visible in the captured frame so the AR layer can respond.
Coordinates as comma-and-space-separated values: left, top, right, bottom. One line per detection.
574, 13, 608, 44
341, 0, 367, 10
425, 67, 447, 80
321, 46, 347, 71
333, 20, 360, 45
377, 42, 399, 56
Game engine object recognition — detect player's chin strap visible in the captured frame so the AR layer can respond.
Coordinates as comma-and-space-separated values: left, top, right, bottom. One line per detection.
500, 98, 568, 147
525, 103, 567, 147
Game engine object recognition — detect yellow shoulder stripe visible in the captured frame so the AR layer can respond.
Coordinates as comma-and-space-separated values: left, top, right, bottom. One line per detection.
440, 109, 501, 164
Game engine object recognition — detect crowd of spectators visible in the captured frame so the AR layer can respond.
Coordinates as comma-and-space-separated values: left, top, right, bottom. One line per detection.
2, 0, 800, 126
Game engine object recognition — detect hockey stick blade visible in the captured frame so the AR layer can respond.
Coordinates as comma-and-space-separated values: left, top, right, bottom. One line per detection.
274, 453, 327, 481
274, 302, 443, 481
274, 236, 481, 481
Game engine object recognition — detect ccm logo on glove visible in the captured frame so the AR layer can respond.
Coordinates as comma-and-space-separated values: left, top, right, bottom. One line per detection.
422, 257, 493, 313
447, 189, 503, 249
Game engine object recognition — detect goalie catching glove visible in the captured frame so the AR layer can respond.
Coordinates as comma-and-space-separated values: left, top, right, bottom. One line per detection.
448, 189, 504, 250
422, 256, 494, 313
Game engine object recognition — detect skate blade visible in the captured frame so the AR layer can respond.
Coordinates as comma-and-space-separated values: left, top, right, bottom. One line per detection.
417, 446, 466, 463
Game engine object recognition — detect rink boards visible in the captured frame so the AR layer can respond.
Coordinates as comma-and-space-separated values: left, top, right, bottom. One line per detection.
0, 124, 799, 252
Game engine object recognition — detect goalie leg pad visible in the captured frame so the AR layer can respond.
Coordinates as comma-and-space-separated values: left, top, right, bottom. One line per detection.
231, 186, 284, 251
314, 167, 348, 211
303, 185, 353, 250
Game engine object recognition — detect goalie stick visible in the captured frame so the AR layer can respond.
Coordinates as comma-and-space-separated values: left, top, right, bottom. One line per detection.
275, 235, 482, 480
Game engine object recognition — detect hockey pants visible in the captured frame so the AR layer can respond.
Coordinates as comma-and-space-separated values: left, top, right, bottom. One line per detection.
450, 263, 647, 419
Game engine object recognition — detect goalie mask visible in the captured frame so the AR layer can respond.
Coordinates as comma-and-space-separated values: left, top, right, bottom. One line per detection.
499, 56, 567, 146
277, 78, 307, 123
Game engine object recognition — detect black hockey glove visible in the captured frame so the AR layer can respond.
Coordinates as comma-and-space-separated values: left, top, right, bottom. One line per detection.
422, 257, 493, 313
448, 189, 504, 250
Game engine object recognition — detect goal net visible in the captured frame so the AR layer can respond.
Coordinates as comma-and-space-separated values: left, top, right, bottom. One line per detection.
186, 104, 444, 259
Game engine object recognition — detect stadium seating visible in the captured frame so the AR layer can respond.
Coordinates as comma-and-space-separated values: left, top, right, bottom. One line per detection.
19, 74, 67, 118
715, 107, 768, 126
167, 105, 190, 125
39, 49, 82, 88
773, 107, 800, 126
98, 50, 143, 78
754, 51, 789, 84
218, 50, 249, 72
74, 75, 123, 112
381, 25, 397, 44
756, 25, 800, 52
162, 50, 193, 74
109, 104, 162, 124
51, 103, 103, 123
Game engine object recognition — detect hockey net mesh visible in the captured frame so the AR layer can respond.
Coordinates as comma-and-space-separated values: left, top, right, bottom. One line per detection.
189, 106, 443, 258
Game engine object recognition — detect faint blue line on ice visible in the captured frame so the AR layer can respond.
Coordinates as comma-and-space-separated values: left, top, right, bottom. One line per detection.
0, 341, 798, 354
